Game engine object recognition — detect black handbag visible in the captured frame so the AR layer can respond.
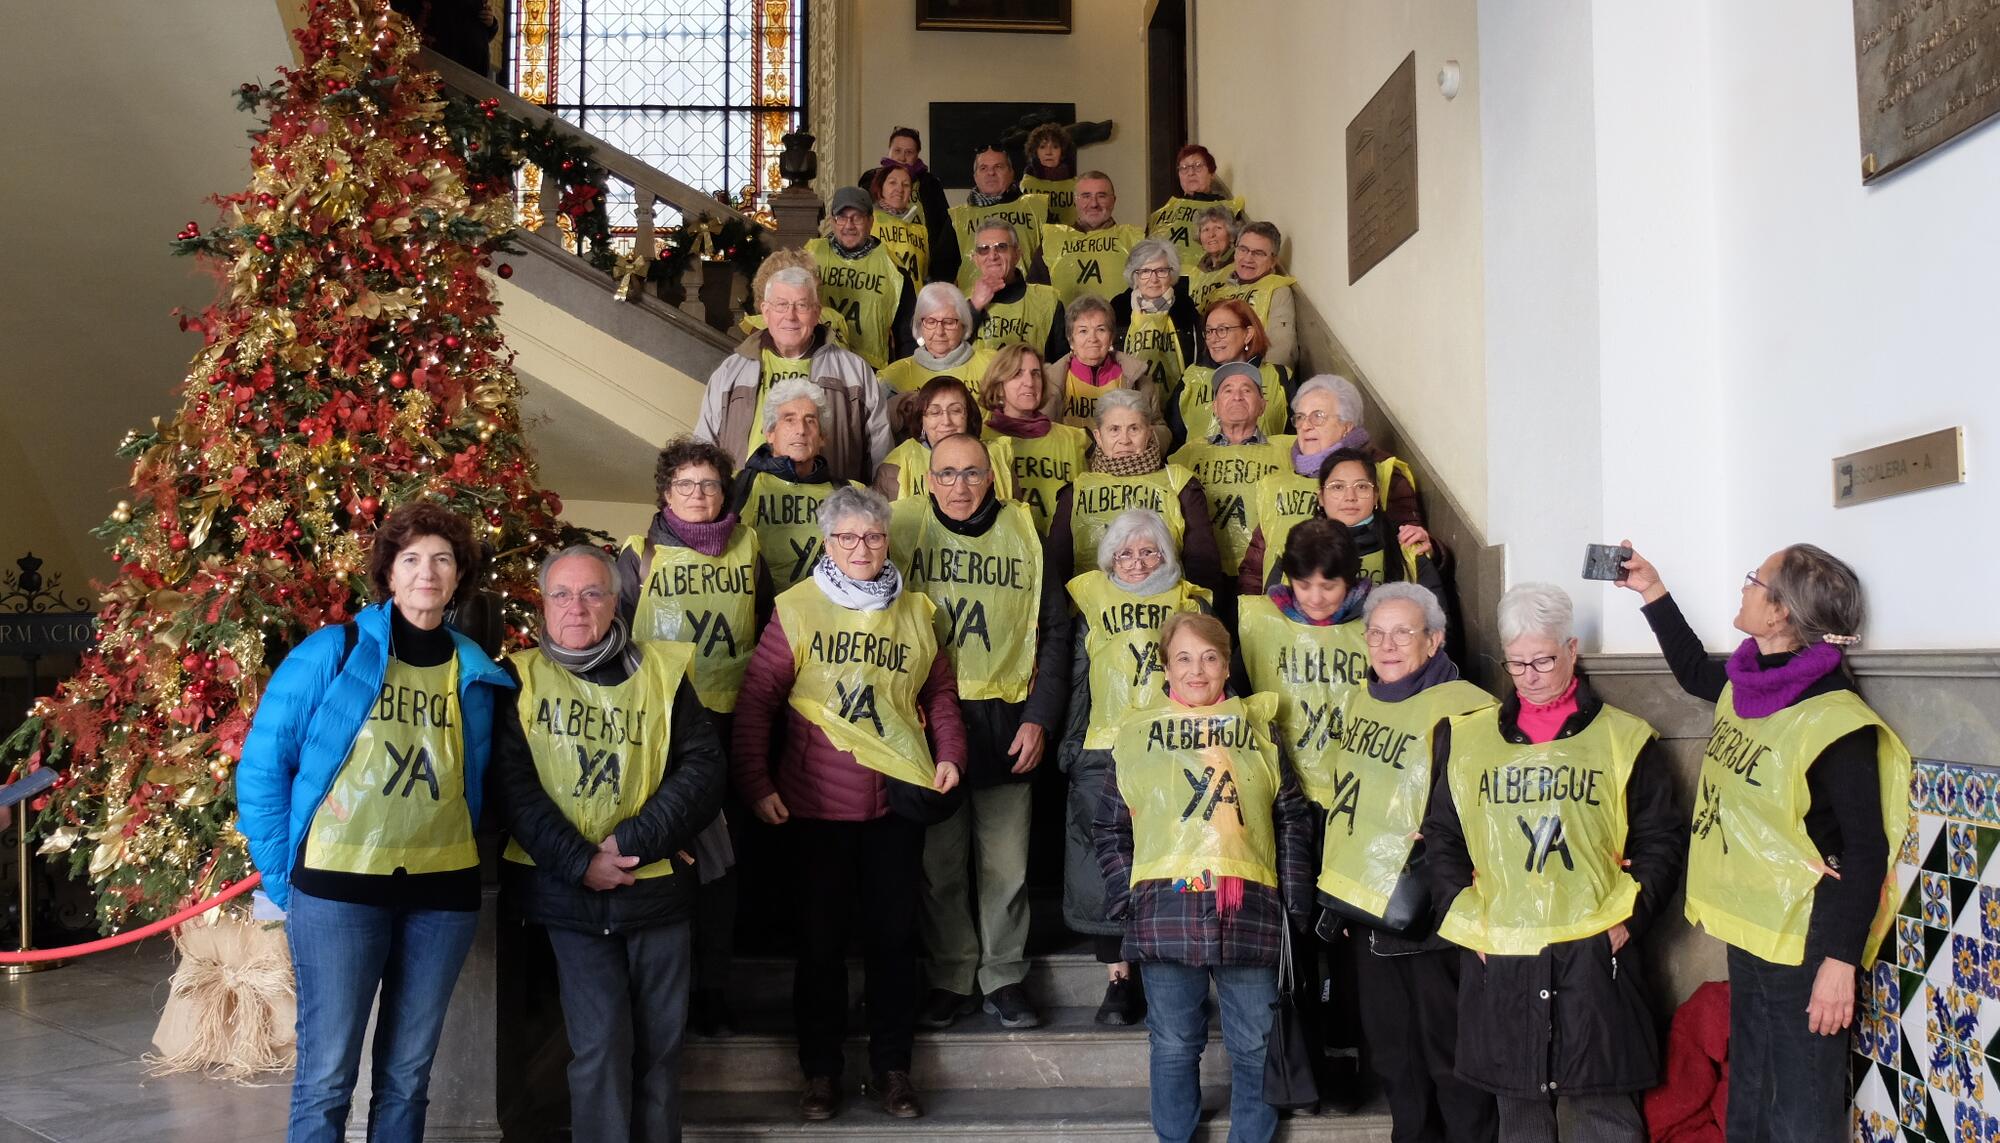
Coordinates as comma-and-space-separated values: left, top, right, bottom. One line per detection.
1262, 919, 1320, 1110
1315, 838, 1434, 937
885, 772, 965, 825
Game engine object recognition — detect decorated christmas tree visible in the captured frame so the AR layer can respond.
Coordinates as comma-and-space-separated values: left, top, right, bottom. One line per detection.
1, 0, 592, 931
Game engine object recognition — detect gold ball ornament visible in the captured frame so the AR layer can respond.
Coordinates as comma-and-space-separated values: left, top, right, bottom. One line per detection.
111, 500, 133, 524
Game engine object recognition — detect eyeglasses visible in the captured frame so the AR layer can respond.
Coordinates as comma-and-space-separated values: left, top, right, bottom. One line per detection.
929, 466, 990, 487
1744, 571, 1769, 590
764, 300, 818, 314
1365, 626, 1423, 647
1295, 409, 1336, 426
919, 316, 963, 331
1204, 324, 1247, 338
1177, 161, 1210, 174
1502, 655, 1562, 676
669, 478, 724, 497
1135, 265, 1175, 279
972, 242, 1016, 255
546, 588, 611, 608
1234, 244, 1275, 259
1323, 479, 1376, 498
1112, 548, 1165, 568
829, 531, 888, 551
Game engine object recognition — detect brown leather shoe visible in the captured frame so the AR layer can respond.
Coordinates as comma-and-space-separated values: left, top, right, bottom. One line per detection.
870, 1069, 923, 1118
799, 1075, 840, 1121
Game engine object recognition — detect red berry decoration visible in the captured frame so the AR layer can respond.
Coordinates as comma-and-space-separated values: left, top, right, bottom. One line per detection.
168, 534, 189, 551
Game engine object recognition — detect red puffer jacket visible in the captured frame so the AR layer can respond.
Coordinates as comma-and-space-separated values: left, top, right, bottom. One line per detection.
731, 609, 967, 821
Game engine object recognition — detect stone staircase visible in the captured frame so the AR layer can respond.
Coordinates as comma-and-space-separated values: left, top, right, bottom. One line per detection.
679, 949, 1395, 1142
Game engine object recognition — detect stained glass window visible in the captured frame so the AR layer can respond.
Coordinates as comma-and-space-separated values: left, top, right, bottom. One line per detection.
510, 0, 806, 231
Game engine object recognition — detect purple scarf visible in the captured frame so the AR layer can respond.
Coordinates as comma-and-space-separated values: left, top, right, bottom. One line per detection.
660, 508, 739, 558
1725, 639, 1843, 718
1291, 439, 1340, 478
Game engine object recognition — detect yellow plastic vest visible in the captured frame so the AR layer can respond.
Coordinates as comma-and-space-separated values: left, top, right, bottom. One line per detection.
1117, 692, 1285, 889
878, 345, 998, 398
1123, 308, 1190, 396
879, 435, 1014, 502
889, 498, 1042, 703
1685, 685, 1911, 968
624, 526, 760, 713
951, 195, 1051, 289
1043, 222, 1143, 306
873, 208, 930, 283
1169, 438, 1291, 577
1189, 261, 1234, 307
1316, 681, 1496, 916
745, 471, 857, 591
806, 238, 907, 370
1202, 273, 1298, 324
1061, 370, 1122, 430
1438, 704, 1656, 956
1020, 175, 1079, 226
1174, 363, 1290, 457
974, 285, 1060, 354
1068, 466, 1194, 577
501, 643, 692, 878
303, 658, 475, 875
1236, 594, 1372, 805
776, 582, 941, 789
1147, 195, 1246, 268
1068, 572, 1212, 749
746, 351, 814, 457
990, 423, 1089, 537
1251, 470, 1322, 588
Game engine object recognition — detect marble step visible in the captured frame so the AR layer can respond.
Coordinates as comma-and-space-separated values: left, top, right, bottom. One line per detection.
681, 1005, 1221, 1092
682, 1087, 1396, 1141
725, 950, 1115, 1013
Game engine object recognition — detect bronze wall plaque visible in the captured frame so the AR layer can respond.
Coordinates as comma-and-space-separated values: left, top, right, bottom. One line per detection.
1854, 0, 2000, 182
1347, 52, 1420, 283
1833, 427, 1966, 507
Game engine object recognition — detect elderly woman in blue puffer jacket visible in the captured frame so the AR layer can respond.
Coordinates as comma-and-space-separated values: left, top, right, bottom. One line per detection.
236, 502, 514, 1143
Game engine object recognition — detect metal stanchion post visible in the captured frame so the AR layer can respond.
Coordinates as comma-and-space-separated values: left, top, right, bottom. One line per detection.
6, 811, 62, 975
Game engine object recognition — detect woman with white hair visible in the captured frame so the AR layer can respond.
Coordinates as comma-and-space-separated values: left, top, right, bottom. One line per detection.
1421, 583, 1683, 1143
1312, 580, 1496, 1143
731, 485, 967, 1123
1042, 293, 1167, 444
727, 378, 862, 592
1238, 373, 1424, 594
1616, 543, 1909, 1143
878, 282, 995, 398
1048, 387, 1223, 599
1112, 238, 1201, 397
1060, 509, 1212, 1028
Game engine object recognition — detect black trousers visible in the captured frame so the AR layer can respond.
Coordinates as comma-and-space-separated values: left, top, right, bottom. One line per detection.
791, 815, 925, 1080
545, 920, 693, 1143
1354, 939, 1497, 1143
1726, 945, 1853, 1143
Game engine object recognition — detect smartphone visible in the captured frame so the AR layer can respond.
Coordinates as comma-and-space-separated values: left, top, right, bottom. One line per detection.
1581, 543, 1633, 583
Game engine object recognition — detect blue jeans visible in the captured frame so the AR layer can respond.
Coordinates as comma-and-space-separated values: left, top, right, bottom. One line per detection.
285, 888, 481, 1143
1140, 961, 1280, 1143
1725, 945, 1852, 1143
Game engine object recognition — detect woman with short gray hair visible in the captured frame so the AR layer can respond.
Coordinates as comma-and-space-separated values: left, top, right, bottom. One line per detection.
1042, 292, 1166, 443
1312, 579, 1498, 1143
1058, 508, 1212, 1028
730, 482, 967, 1122
1047, 388, 1223, 599
1113, 238, 1200, 397
1189, 204, 1240, 299
1616, 542, 1910, 1143
879, 282, 993, 402
728, 379, 860, 592
1422, 582, 1683, 1143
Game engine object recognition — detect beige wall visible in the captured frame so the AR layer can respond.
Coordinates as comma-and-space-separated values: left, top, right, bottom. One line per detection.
837, 0, 1151, 210
1193, 0, 1489, 531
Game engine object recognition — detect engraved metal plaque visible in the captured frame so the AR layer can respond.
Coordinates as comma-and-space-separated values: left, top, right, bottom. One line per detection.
1854, 0, 2000, 182
1347, 52, 1420, 283
1833, 427, 1966, 507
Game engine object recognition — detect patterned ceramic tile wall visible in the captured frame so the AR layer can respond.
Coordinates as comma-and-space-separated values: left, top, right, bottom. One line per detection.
1853, 761, 2000, 1143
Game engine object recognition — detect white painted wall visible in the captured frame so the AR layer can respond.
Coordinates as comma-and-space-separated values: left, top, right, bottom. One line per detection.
1195, 0, 1491, 529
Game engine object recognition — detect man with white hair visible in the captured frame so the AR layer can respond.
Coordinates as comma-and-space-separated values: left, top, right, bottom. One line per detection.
495, 544, 725, 1143
694, 263, 890, 485
728, 379, 863, 591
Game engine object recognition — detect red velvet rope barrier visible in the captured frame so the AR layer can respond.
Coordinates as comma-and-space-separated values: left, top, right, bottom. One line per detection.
0, 871, 263, 963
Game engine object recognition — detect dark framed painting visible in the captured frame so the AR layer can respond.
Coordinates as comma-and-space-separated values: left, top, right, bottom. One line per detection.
916, 0, 1072, 34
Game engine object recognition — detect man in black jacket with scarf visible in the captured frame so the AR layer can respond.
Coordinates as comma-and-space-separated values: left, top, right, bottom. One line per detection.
497, 544, 726, 1143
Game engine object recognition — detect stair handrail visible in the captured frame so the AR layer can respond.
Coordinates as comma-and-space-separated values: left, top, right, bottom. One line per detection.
416, 48, 757, 270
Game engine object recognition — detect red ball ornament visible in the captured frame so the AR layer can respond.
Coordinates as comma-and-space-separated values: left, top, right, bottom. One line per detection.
496, 263, 513, 279
181, 653, 204, 672
443, 335, 462, 349
168, 534, 189, 551
389, 371, 408, 388
360, 496, 380, 515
